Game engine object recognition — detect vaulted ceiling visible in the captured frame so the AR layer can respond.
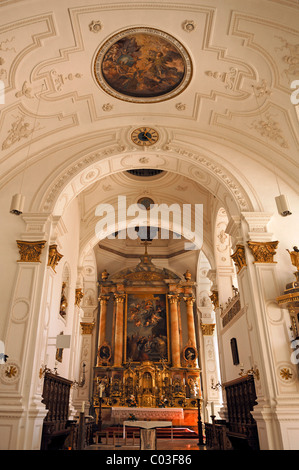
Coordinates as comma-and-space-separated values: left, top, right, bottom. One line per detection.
0, 0, 298, 188
0, 0, 298, 278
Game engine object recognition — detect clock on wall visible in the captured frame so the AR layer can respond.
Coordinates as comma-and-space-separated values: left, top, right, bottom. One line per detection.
131, 127, 159, 146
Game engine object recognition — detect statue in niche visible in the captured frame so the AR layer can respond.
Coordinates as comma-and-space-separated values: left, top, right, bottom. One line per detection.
188, 377, 199, 398
287, 246, 299, 271
60, 282, 68, 317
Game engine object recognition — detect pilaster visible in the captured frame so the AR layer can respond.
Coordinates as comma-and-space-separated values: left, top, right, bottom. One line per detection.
0, 213, 53, 450
229, 212, 299, 449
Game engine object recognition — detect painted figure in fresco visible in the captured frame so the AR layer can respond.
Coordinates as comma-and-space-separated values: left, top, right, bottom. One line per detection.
101, 32, 185, 98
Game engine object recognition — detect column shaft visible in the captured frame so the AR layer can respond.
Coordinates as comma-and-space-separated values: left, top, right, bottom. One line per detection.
184, 296, 196, 347
168, 295, 181, 368
98, 295, 110, 348
114, 294, 125, 367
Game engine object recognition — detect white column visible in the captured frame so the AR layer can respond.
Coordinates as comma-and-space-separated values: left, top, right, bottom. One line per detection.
0, 214, 52, 450
72, 322, 94, 413
226, 212, 299, 450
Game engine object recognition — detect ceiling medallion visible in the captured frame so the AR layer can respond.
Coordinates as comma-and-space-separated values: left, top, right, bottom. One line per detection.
131, 127, 159, 146
93, 27, 192, 103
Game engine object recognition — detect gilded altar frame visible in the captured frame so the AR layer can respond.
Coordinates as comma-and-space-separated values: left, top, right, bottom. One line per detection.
124, 288, 170, 364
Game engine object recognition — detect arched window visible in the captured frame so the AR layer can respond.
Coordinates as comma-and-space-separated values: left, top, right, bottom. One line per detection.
230, 337, 240, 365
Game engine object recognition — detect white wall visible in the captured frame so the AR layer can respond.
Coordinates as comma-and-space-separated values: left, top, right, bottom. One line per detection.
44, 197, 80, 378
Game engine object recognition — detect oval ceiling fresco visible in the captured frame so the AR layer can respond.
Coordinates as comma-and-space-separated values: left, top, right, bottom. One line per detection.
93, 27, 192, 103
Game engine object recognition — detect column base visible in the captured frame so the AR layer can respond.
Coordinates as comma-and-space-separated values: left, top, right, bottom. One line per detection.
251, 400, 299, 450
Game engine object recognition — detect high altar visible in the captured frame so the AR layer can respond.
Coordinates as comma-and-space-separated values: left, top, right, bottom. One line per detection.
92, 247, 201, 427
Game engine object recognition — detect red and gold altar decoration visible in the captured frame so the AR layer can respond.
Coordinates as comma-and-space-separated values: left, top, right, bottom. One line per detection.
92, 249, 201, 425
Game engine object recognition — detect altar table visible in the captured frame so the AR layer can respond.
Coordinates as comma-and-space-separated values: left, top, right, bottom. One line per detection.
122, 420, 173, 450
111, 406, 184, 422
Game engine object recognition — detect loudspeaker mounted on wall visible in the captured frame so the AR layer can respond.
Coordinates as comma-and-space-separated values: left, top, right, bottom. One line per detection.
10, 193, 25, 215
275, 194, 292, 217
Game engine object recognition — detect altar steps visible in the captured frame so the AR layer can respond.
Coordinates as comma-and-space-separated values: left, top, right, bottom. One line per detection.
103, 426, 198, 440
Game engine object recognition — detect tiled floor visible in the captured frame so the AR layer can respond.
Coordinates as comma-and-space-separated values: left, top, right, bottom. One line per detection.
87, 437, 206, 451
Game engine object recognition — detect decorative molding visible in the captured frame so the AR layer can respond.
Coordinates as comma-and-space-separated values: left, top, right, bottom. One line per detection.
205, 67, 238, 90
102, 103, 113, 112
275, 37, 299, 82
16, 240, 46, 263
0, 361, 20, 384
175, 102, 186, 111
201, 323, 215, 336
241, 212, 273, 242
80, 322, 94, 334
15, 80, 34, 99
279, 367, 293, 381
165, 143, 250, 210
252, 79, 272, 98
47, 244, 63, 272
182, 20, 196, 33
50, 69, 83, 92
89, 20, 102, 33
250, 113, 289, 148
231, 244, 247, 273
42, 144, 125, 211
247, 240, 279, 263
2, 114, 41, 150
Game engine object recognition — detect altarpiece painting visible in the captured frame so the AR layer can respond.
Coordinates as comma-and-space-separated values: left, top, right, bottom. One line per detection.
125, 293, 168, 363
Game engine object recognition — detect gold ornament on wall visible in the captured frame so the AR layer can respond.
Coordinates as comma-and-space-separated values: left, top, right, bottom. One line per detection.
48, 244, 63, 272
286, 246, 299, 279
210, 290, 219, 308
183, 269, 192, 281
75, 288, 84, 307
16, 240, 46, 263
80, 322, 95, 334
101, 269, 109, 280
280, 367, 293, 381
247, 241, 279, 263
201, 323, 216, 336
60, 282, 68, 317
231, 244, 247, 273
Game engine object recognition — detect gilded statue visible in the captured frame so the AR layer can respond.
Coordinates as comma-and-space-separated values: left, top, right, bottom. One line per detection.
60, 282, 68, 317
287, 246, 299, 271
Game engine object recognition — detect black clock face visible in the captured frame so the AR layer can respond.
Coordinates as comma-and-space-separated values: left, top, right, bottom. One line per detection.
131, 127, 159, 146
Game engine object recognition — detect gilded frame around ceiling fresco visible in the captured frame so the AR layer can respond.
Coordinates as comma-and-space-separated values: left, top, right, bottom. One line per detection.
93, 27, 192, 103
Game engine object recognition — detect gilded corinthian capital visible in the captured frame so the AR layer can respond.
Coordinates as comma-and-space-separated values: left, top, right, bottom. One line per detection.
114, 293, 125, 303
231, 244, 247, 273
80, 322, 94, 334
183, 296, 195, 306
16, 240, 46, 263
201, 323, 216, 335
99, 294, 110, 305
247, 240, 279, 263
48, 244, 63, 272
168, 294, 180, 304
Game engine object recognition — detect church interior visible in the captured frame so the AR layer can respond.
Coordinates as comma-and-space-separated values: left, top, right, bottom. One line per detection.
0, 0, 299, 452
